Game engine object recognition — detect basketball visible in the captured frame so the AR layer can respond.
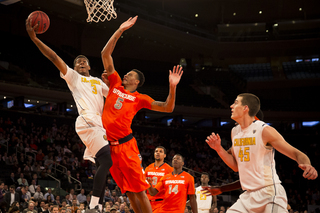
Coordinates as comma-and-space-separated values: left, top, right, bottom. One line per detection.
28, 11, 50, 34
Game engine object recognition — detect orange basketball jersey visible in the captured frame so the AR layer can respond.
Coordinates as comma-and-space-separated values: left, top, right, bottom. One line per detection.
102, 71, 154, 141
145, 163, 174, 201
155, 171, 195, 213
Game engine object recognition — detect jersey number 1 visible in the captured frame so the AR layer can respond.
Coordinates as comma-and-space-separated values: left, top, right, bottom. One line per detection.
168, 185, 179, 194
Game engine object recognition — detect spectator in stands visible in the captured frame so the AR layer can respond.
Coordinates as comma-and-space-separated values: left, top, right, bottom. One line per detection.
104, 203, 111, 213
8, 206, 20, 213
64, 195, 72, 206
0, 181, 5, 213
33, 187, 44, 201
44, 188, 54, 202
53, 195, 61, 207
71, 198, 79, 213
29, 180, 38, 195
22, 201, 37, 213
77, 189, 86, 204
52, 205, 59, 213
6, 173, 17, 187
4, 185, 20, 211
78, 203, 85, 213
59, 200, 67, 212
39, 201, 46, 213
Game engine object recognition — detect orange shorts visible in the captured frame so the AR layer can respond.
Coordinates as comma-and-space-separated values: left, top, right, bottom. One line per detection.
109, 137, 150, 194
150, 200, 163, 213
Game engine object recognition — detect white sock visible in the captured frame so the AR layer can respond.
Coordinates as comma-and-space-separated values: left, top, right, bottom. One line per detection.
89, 196, 100, 209
98, 204, 102, 212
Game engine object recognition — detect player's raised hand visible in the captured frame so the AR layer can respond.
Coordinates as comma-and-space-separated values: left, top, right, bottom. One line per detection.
201, 186, 222, 196
26, 18, 38, 39
299, 164, 318, 180
119, 16, 138, 31
169, 65, 183, 86
206, 132, 222, 151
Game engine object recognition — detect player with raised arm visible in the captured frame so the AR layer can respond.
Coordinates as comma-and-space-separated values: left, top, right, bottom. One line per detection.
205, 93, 318, 212
26, 18, 112, 213
100, 16, 183, 213
145, 146, 174, 213
148, 154, 197, 213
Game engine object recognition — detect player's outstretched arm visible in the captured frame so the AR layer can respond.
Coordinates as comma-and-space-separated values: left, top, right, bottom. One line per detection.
189, 195, 198, 213
202, 180, 242, 196
101, 16, 138, 77
206, 133, 238, 172
263, 126, 318, 180
25, 18, 67, 75
151, 65, 183, 113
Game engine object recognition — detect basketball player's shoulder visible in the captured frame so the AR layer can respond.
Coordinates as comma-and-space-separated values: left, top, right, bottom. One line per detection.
145, 163, 154, 170
163, 163, 173, 171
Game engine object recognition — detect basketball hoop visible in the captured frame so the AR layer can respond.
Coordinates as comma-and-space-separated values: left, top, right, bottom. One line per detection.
84, 0, 117, 22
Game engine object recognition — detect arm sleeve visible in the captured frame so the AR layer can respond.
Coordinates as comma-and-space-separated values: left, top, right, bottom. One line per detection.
107, 71, 122, 90
187, 175, 196, 195
101, 81, 109, 97
60, 65, 78, 85
137, 94, 155, 111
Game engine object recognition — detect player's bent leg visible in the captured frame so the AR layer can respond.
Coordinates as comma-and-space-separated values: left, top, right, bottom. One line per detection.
88, 145, 112, 211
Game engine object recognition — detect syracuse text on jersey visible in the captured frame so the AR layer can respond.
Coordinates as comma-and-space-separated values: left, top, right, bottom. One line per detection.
113, 88, 136, 101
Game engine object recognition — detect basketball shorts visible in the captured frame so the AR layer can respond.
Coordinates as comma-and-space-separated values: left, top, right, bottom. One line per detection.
109, 137, 150, 194
150, 200, 163, 213
76, 113, 109, 163
227, 183, 288, 213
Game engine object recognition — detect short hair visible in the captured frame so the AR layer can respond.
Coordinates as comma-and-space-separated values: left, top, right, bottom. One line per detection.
155, 146, 167, 154
174, 154, 184, 162
238, 93, 260, 117
201, 172, 210, 179
73, 55, 90, 67
132, 69, 145, 87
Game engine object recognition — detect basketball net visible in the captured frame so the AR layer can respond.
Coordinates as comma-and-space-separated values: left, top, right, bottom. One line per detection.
84, 0, 117, 22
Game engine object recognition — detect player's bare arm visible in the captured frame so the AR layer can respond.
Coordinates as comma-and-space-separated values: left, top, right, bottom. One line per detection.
206, 132, 238, 172
146, 177, 159, 196
263, 126, 318, 180
151, 65, 183, 112
202, 180, 241, 196
101, 16, 138, 77
189, 194, 198, 213
25, 18, 67, 75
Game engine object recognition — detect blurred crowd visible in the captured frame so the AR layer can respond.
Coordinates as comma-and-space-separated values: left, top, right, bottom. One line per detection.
0, 110, 319, 213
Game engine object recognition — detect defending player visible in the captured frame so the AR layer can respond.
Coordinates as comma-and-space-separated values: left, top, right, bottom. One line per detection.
26, 18, 112, 213
100, 16, 183, 213
205, 93, 318, 212
147, 154, 197, 213
195, 173, 217, 213
145, 146, 174, 212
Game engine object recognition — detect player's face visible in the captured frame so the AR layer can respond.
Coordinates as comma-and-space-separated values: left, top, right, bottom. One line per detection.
123, 71, 139, 87
172, 155, 184, 169
201, 174, 209, 184
74, 57, 90, 76
154, 148, 166, 161
230, 96, 246, 120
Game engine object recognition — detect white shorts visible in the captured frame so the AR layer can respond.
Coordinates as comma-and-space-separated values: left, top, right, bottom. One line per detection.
227, 184, 288, 213
198, 209, 210, 213
76, 113, 108, 163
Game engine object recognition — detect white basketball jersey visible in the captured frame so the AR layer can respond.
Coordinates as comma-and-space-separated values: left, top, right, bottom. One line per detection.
196, 186, 212, 210
61, 66, 109, 116
231, 120, 281, 191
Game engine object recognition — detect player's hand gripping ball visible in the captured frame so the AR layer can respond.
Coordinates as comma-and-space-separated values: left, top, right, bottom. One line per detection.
28, 11, 50, 34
